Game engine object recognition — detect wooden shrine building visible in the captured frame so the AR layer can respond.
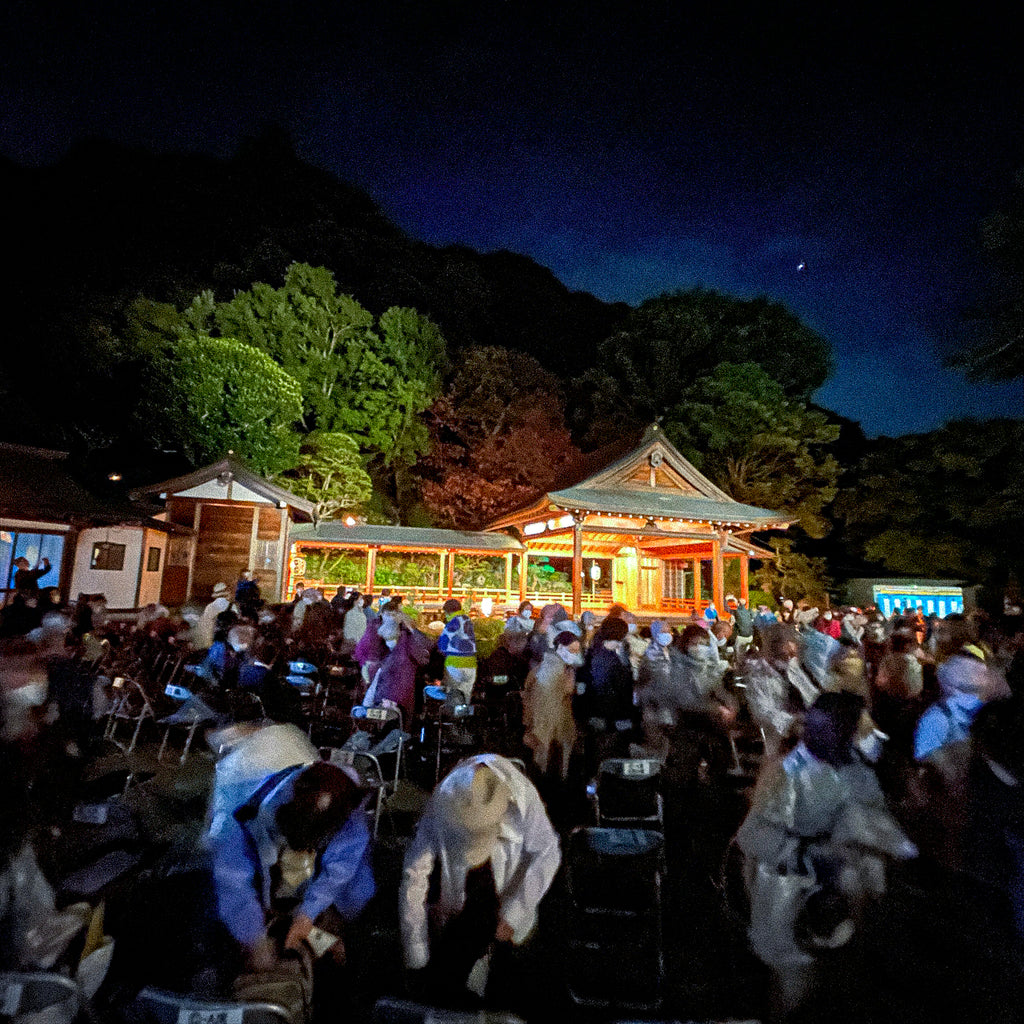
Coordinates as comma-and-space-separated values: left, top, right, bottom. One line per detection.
485, 424, 790, 618
132, 455, 315, 605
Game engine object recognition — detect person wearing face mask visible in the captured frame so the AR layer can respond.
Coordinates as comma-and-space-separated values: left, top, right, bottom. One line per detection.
636, 620, 680, 758
526, 604, 569, 669
523, 631, 582, 781
745, 623, 821, 758
362, 611, 431, 721
500, 601, 534, 661
580, 617, 636, 771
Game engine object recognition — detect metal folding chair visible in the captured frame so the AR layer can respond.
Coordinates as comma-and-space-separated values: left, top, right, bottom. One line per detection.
103, 676, 155, 754
0, 971, 80, 1024
589, 758, 664, 830
132, 986, 297, 1024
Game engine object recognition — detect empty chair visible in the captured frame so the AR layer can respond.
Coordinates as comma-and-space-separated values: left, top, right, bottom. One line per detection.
589, 758, 664, 830
104, 677, 155, 754
564, 827, 664, 1010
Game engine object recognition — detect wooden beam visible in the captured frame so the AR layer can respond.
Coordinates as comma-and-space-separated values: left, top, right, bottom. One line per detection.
740, 553, 750, 603
277, 508, 289, 602
447, 549, 455, 597
438, 551, 446, 602
518, 550, 527, 604
692, 557, 701, 606
504, 552, 513, 607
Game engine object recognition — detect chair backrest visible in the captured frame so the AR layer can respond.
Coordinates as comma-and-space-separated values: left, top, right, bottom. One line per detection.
597, 758, 662, 821
0, 972, 79, 1023
566, 827, 664, 913
134, 986, 293, 1024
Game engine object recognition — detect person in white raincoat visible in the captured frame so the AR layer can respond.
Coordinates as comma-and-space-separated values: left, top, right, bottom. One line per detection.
399, 753, 561, 1000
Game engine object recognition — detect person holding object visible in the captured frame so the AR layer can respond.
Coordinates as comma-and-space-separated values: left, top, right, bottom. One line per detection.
400, 754, 560, 1003
210, 761, 374, 970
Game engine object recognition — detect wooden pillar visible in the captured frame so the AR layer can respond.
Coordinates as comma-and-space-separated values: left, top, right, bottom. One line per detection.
504, 553, 513, 607
185, 502, 202, 602
518, 550, 528, 605
447, 549, 455, 598
740, 553, 750, 604
692, 557, 701, 608
248, 506, 260, 573
277, 508, 288, 601
365, 547, 376, 594
712, 533, 726, 614
571, 517, 583, 618
438, 552, 446, 602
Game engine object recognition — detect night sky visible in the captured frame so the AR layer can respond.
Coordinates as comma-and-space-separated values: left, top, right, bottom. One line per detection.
4, 1, 1022, 435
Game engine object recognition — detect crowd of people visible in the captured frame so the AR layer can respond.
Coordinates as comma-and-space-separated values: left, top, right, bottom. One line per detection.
2, 575, 1024, 1022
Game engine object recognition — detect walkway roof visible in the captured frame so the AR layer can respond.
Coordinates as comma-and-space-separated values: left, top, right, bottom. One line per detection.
291, 522, 523, 554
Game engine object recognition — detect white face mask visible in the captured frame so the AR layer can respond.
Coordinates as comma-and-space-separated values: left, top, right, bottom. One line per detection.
656, 632, 674, 647
626, 622, 638, 634
384, 637, 398, 650
558, 647, 583, 667
378, 616, 399, 642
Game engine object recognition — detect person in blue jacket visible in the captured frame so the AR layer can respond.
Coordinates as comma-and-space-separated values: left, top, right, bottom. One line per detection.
210, 761, 375, 968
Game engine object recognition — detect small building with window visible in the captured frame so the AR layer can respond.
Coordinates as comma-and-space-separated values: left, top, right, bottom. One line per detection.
0, 443, 189, 610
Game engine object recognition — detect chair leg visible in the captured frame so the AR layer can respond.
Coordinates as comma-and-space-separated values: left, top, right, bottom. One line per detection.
373, 787, 384, 839
157, 726, 170, 762
180, 718, 200, 765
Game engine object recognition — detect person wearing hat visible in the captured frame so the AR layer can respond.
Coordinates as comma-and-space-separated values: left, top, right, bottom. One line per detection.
211, 761, 375, 970
437, 598, 478, 704
400, 754, 560, 1002
194, 583, 231, 650
523, 630, 582, 780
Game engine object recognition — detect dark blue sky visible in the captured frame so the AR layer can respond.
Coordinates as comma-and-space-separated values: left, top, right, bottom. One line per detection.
4, 1, 1022, 434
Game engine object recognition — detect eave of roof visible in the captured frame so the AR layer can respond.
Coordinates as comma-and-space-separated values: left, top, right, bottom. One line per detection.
545, 487, 785, 527
131, 455, 315, 519
291, 523, 524, 553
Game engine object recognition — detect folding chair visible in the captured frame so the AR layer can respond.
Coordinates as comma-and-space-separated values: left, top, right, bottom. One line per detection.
132, 986, 299, 1024
588, 758, 664, 830
156, 696, 220, 764
103, 677, 155, 754
373, 997, 526, 1024
564, 827, 664, 1010
331, 706, 405, 836
0, 971, 80, 1024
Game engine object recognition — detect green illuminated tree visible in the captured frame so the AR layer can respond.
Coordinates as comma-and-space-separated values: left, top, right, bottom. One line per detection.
663, 362, 841, 538
142, 336, 303, 474
275, 431, 373, 522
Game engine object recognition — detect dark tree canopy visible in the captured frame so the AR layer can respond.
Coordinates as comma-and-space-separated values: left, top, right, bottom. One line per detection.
952, 168, 1024, 382
836, 419, 1024, 586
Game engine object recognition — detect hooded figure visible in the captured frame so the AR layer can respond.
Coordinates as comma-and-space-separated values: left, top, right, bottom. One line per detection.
914, 646, 1009, 761
194, 587, 231, 650
400, 755, 560, 999
363, 612, 431, 719
736, 692, 916, 1014
745, 623, 821, 758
